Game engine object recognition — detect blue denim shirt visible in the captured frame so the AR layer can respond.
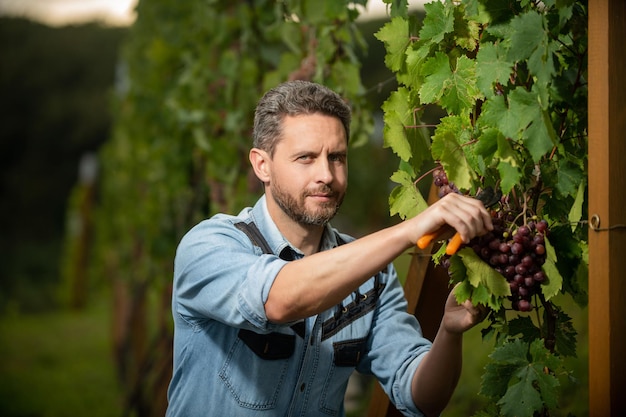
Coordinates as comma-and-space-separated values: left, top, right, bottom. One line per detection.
166, 195, 431, 417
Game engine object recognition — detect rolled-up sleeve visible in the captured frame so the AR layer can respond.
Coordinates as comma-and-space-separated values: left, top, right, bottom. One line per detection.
173, 217, 289, 333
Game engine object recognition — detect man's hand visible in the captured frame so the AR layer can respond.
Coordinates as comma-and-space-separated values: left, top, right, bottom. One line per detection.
409, 193, 494, 249
441, 286, 490, 335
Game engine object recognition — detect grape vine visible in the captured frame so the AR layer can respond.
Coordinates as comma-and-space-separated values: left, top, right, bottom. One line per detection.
377, 0, 588, 415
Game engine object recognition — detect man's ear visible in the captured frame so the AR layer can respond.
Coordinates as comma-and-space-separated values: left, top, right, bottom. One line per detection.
249, 148, 271, 183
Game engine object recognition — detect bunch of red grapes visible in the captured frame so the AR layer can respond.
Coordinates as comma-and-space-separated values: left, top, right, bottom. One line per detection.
433, 168, 459, 198
433, 169, 550, 312
469, 215, 549, 312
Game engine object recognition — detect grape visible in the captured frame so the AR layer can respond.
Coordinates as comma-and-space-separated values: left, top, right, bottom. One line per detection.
511, 242, 524, 254
432, 167, 460, 198
536, 219, 548, 233
524, 276, 535, 288
518, 286, 529, 297
513, 233, 525, 244
489, 239, 501, 251
518, 299, 532, 312
429, 179, 551, 312
521, 255, 534, 268
535, 244, 546, 255
504, 265, 515, 278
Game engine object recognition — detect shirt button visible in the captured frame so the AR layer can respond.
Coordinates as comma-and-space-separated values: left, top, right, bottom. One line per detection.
300, 383, 306, 392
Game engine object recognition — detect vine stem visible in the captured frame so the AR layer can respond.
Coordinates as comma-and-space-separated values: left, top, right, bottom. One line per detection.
538, 293, 557, 353
414, 165, 440, 186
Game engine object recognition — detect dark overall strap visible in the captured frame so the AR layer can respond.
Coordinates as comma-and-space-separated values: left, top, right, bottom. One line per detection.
233, 220, 306, 341
234, 221, 273, 255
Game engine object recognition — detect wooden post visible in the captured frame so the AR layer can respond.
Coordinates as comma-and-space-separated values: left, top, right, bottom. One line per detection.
588, 0, 626, 416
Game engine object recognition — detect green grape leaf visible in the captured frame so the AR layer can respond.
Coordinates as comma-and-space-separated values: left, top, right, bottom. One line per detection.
431, 241, 449, 266
555, 158, 584, 198
481, 362, 520, 399
489, 338, 529, 364
498, 359, 556, 416
495, 134, 521, 194
484, 339, 561, 417
480, 0, 522, 25
458, 248, 511, 297
498, 367, 543, 417
480, 88, 556, 162
478, 94, 525, 140
530, 336, 563, 373
402, 49, 423, 89
540, 236, 563, 300
508, 10, 556, 86
569, 242, 589, 307
448, 254, 468, 286
382, 0, 409, 18
568, 180, 586, 232
473, 127, 500, 165
419, 52, 451, 104
381, 88, 414, 162
551, 309, 578, 358
508, 11, 545, 63
431, 115, 474, 191
508, 316, 541, 342
454, 248, 510, 310
389, 170, 428, 219
476, 42, 513, 97
528, 36, 558, 87
440, 56, 482, 116
454, 8, 481, 51
523, 106, 558, 163
375, 17, 409, 72
330, 60, 362, 96
419, 0, 455, 44
420, 54, 481, 117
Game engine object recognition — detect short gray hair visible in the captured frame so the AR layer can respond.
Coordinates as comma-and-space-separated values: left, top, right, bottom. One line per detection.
252, 81, 352, 156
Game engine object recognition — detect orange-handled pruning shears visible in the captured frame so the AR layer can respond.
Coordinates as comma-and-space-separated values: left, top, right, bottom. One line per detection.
416, 187, 501, 255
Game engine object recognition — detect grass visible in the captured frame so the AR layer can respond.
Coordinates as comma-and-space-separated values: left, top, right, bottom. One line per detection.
0, 299, 123, 417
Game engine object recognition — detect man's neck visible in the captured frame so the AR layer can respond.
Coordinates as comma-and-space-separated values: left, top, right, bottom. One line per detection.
265, 198, 325, 256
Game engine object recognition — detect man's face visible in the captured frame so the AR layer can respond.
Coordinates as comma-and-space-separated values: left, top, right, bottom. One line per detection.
266, 113, 348, 226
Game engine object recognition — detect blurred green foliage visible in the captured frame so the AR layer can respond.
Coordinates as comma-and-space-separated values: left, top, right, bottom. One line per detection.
0, 18, 127, 312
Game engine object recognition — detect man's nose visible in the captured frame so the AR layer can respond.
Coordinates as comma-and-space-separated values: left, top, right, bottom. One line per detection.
316, 159, 333, 184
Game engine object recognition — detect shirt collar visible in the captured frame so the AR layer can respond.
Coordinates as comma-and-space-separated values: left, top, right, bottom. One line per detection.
249, 195, 339, 257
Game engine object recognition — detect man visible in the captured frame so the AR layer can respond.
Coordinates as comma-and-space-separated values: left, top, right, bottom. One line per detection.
166, 80, 492, 417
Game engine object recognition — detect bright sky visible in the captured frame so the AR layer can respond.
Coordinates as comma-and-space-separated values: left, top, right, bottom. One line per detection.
0, 0, 428, 27
0, 0, 139, 26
